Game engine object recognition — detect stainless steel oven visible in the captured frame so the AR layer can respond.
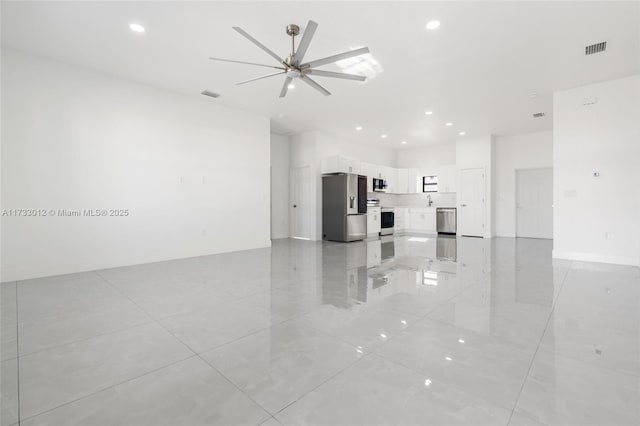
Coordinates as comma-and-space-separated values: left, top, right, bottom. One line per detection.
380, 208, 394, 236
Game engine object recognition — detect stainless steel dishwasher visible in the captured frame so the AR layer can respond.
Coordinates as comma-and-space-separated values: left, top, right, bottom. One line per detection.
436, 208, 457, 235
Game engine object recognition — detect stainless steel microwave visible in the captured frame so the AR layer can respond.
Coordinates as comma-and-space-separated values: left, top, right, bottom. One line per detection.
372, 178, 387, 192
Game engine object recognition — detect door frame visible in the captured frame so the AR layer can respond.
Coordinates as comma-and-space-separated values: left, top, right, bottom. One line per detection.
515, 167, 553, 239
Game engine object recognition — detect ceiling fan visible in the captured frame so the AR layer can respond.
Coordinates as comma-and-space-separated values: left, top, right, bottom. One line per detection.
210, 20, 370, 97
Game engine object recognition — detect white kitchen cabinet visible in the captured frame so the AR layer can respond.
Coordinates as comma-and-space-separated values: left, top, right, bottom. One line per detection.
394, 207, 408, 231
437, 165, 457, 193
407, 208, 437, 233
321, 156, 361, 175
368, 164, 385, 180
367, 207, 381, 236
407, 168, 420, 193
393, 168, 420, 193
384, 167, 397, 193
396, 169, 408, 193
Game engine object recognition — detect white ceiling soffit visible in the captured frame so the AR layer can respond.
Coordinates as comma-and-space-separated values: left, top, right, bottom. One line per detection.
2, 1, 639, 148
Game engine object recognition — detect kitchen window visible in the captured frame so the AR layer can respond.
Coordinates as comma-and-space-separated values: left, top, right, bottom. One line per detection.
422, 175, 438, 193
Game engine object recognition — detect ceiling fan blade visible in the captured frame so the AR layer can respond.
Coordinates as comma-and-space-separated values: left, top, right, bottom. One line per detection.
279, 77, 293, 98
305, 69, 366, 81
210, 57, 285, 70
301, 46, 370, 69
294, 20, 318, 64
236, 71, 286, 85
232, 27, 286, 66
300, 75, 331, 96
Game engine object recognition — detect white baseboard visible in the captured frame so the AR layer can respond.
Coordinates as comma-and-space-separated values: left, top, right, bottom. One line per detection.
552, 250, 640, 267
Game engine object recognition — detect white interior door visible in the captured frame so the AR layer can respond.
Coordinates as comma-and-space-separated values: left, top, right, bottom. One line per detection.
290, 166, 312, 240
459, 168, 485, 237
516, 168, 553, 239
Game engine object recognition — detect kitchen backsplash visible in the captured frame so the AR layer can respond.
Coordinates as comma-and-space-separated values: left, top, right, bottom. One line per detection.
367, 192, 456, 207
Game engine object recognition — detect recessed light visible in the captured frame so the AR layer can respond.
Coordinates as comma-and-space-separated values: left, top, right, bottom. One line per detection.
425, 111, 433, 115
355, 126, 363, 131
459, 131, 466, 136
458, 339, 465, 343
445, 356, 452, 361
380, 333, 387, 339
401, 141, 407, 145
129, 23, 145, 33
288, 84, 295, 89
381, 134, 388, 139
426, 20, 441, 30
445, 122, 453, 127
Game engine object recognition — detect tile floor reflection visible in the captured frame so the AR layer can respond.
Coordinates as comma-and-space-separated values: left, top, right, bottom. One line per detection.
1, 236, 638, 425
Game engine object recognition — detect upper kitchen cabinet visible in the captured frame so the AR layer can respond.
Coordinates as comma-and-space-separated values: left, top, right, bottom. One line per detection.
361, 162, 374, 192
368, 163, 386, 180
396, 168, 420, 193
321, 155, 361, 175
383, 166, 397, 193
437, 165, 457, 193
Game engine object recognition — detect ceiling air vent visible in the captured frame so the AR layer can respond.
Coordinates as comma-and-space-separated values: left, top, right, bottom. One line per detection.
533, 112, 546, 118
585, 41, 607, 55
201, 90, 220, 98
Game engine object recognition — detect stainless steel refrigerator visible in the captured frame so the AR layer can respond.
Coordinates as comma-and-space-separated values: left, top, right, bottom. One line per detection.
322, 173, 367, 242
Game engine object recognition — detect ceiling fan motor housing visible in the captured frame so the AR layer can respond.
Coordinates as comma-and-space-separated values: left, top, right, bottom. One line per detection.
286, 24, 300, 36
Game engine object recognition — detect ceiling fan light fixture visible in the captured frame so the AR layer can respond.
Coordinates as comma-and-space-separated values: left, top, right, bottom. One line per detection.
286, 69, 301, 79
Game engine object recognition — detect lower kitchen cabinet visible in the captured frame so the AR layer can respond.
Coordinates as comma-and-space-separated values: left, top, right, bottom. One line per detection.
394, 208, 408, 231
407, 208, 436, 234
367, 208, 381, 236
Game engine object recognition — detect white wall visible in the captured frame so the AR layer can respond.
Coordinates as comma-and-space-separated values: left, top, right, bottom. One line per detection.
456, 135, 495, 238
553, 74, 640, 266
396, 143, 456, 174
270, 133, 290, 239
494, 131, 553, 237
316, 132, 396, 168
1, 50, 272, 281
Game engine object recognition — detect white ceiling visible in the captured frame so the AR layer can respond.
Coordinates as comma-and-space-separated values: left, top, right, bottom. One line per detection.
2, 1, 639, 148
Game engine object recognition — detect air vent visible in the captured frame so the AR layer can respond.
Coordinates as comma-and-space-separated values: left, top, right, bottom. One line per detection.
533, 112, 546, 118
201, 90, 220, 98
585, 41, 607, 55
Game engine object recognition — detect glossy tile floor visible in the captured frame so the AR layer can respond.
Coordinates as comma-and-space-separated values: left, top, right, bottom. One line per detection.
1, 236, 639, 426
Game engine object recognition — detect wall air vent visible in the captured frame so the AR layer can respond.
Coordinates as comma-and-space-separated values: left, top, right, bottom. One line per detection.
532, 112, 546, 118
585, 41, 607, 55
201, 90, 220, 98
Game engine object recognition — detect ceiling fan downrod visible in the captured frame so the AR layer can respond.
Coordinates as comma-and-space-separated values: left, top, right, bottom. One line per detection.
286, 24, 300, 67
